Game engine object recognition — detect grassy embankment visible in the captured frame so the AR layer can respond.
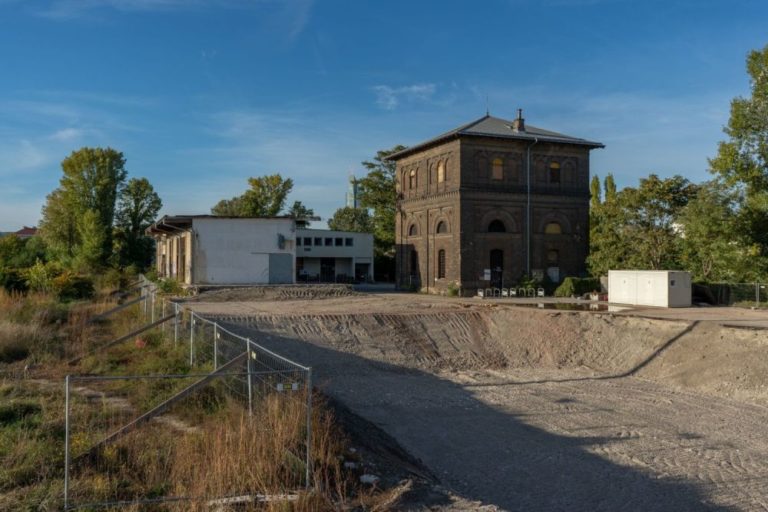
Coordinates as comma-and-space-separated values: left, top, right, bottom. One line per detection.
0, 287, 373, 511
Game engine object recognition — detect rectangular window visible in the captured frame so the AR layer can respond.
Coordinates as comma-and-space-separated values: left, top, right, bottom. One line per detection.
296, 237, 302, 246
438, 249, 446, 279
304, 237, 312, 246
314, 237, 322, 246
335, 237, 343, 246
325, 238, 333, 246
345, 238, 353, 246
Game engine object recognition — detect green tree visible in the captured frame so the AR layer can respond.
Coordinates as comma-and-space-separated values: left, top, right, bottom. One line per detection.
709, 45, 768, 268
241, 174, 293, 217
590, 174, 602, 209
588, 174, 628, 276
211, 196, 245, 216
604, 173, 617, 203
358, 145, 406, 256
40, 147, 127, 265
0, 235, 47, 269
588, 174, 697, 275
211, 174, 294, 217
328, 207, 374, 233
39, 188, 78, 261
286, 201, 316, 227
115, 177, 163, 269
74, 209, 107, 272
620, 174, 697, 270
677, 181, 757, 281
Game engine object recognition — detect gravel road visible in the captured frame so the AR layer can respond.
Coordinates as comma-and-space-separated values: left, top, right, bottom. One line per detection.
188, 294, 768, 511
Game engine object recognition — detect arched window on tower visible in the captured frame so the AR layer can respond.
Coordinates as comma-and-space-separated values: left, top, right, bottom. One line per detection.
492, 158, 504, 180
436, 221, 448, 234
409, 169, 417, 189
488, 219, 506, 233
549, 162, 561, 184
437, 161, 446, 183
408, 223, 418, 237
544, 222, 562, 235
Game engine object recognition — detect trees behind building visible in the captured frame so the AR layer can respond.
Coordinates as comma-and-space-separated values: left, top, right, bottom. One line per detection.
589, 43, 768, 282
38, 147, 162, 272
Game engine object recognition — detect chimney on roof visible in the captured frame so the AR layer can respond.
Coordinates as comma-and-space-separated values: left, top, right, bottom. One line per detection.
512, 108, 525, 132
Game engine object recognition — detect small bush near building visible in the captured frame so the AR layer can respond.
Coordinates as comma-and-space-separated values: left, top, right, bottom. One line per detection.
554, 277, 601, 298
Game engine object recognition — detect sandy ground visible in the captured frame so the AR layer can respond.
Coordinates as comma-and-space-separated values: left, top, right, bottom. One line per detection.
188, 291, 768, 511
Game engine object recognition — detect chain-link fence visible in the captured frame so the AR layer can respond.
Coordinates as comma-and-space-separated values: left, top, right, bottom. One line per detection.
64, 277, 312, 510
701, 282, 768, 307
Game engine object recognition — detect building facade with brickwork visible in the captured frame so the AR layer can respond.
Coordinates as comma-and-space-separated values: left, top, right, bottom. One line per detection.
390, 112, 603, 294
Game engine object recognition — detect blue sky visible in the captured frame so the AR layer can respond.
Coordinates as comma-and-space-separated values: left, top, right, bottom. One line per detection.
1, 0, 766, 230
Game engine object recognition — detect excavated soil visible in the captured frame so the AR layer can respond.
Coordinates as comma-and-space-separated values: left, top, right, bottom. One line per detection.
189, 294, 768, 511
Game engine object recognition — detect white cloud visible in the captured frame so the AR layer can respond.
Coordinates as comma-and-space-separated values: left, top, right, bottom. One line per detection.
373, 83, 437, 110
49, 127, 84, 141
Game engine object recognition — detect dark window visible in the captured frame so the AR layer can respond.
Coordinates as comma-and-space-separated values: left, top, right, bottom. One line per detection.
438, 249, 446, 279
408, 223, 418, 236
296, 237, 302, 246
335, 237, 343, 246
436, 221, 448, 234
314, 237, 322, 246
549, 162, 561, 184
488, 220, 506, 233
547, 249, 559, 264
325, 237, 333, 246
303, 237, 312, 246
492, 158, 503, 180
345, 238, 353, 246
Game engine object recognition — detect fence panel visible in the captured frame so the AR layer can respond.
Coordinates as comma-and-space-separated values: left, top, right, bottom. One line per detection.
64, 276, 313, 509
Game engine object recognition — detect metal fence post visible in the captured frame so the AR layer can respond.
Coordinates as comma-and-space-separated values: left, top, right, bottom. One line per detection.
161, 300, 166, 334
247, 339, 253, 417
213, 323, 219, 371
150, 291, 155, 323
64, 375, 70, 510
305, 367, 312, 490
189, 313, 195, 367
757, 282, 760, 309
173, 303, 179, 345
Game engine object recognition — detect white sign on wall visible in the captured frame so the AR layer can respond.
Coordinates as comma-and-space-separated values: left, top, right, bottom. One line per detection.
483, 269, 491, 280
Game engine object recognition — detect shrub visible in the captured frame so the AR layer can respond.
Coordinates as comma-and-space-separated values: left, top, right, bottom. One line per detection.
51, 272, 95, 301
0, 337, 30, 363
446, 281, 460, 297
0, 268, 28, 293
554, 277, 601, 297
157, 278, 183, 295
24, 260, 62, 293
0, 401, 41, 425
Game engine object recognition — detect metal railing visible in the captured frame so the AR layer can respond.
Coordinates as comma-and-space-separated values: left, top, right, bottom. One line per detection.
702, 282, 767, 308
64, 276, 312, 510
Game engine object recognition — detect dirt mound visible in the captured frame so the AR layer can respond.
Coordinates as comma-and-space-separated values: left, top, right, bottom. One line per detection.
187, 284, 357, 303
208, 307, 768, 405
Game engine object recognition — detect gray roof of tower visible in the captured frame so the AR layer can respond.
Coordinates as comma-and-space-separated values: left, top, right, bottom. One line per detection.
388, 114, 604, 160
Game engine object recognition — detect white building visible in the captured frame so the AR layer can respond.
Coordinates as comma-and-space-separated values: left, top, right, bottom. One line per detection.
147, 215, 374, 286
295, 228, 374, 282
608, 270, 692, 308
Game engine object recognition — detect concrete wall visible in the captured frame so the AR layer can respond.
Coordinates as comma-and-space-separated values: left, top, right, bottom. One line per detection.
192, 218, 295, 285
608, 270, 692, 308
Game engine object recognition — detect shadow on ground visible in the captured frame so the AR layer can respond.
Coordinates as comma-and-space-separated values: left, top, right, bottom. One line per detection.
220, 320, 728, 512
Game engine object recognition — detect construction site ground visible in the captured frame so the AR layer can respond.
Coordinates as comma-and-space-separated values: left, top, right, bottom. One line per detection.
188, 290, 768, 511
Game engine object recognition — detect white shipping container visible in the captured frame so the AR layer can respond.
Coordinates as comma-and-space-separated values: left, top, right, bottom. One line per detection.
608, 270, 691, 308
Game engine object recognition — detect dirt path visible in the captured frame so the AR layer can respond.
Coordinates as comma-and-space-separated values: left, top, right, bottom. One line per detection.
188, 295, 768, 511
